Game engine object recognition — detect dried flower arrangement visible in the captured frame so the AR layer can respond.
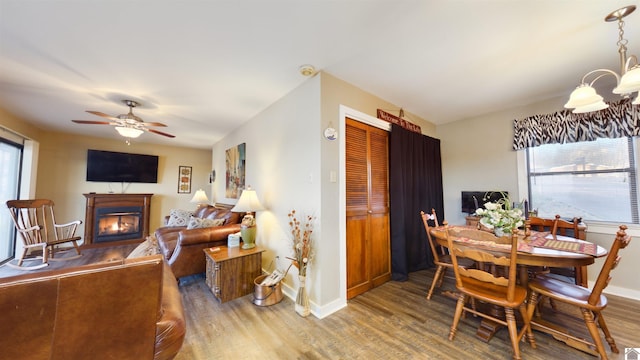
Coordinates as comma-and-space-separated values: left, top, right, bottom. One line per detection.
288, 210, 315, 276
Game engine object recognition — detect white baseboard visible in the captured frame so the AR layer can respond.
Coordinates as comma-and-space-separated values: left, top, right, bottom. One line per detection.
589, 281, 640, 301
279, 280, 347, 319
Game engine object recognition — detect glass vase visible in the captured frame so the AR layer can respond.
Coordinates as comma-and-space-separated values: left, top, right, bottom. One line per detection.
295, 274, 310, 317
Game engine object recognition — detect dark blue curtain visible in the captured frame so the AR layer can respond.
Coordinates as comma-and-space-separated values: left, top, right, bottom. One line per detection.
389, 124, 444, 281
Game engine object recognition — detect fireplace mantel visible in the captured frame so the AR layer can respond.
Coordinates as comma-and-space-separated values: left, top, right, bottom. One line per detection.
83, 193, 153, 247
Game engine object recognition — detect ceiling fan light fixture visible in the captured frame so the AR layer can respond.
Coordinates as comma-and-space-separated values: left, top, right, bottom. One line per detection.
115, 126, 144, 138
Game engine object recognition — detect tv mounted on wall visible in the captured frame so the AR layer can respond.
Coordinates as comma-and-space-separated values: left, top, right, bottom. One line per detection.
86, 149, 159, 183
461, 191, 508, 214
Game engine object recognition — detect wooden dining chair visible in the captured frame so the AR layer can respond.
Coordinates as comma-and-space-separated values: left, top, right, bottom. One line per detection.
6, 199, 82, 270
528, 215, 586, 286
420, 210, 474, 300
444, 222, 535, 360
526, 225, 630, 359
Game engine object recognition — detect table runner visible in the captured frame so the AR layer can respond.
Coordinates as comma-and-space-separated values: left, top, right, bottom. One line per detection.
442, 227, 597, 256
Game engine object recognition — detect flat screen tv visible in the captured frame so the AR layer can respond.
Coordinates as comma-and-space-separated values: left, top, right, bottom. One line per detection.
86, 149, 159, 183
461, 191, 508, 214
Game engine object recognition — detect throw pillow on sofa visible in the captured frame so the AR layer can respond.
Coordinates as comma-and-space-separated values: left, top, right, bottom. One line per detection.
186, 216, 225, 229
167, 209, 193, 226
127, 237, 160, 259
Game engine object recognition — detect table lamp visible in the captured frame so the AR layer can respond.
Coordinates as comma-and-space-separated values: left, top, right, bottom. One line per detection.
190, 189, 210, 210
231, 186, 264, 249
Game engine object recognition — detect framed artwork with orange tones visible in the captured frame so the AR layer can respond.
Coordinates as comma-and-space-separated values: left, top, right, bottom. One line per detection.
178, 166, 192, 193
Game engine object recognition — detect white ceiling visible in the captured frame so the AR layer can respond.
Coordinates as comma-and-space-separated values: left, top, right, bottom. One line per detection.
1, 1, 638, 149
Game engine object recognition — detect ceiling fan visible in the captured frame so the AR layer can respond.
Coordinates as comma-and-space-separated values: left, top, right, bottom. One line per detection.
72, 100, 175, 141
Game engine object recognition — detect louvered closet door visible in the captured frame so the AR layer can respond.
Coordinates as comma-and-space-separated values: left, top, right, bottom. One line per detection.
345, 118, 390, 299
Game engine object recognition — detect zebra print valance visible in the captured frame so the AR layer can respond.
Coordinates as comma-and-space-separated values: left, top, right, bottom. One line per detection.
512, 98, 640, 150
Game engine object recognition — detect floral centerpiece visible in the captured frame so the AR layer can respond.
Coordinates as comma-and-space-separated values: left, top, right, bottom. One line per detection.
474, 192, 525, 237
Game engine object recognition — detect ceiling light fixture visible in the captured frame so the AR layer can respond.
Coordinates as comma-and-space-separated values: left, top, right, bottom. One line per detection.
114, 126, 144, 138
564, 5, 640, 113
299, 64, 316, 77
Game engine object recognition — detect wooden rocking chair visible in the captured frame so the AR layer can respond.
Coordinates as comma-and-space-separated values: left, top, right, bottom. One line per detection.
6, 199, 82, 270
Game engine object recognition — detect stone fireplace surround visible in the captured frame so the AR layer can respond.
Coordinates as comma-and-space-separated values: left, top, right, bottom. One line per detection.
83, 193, 153, 247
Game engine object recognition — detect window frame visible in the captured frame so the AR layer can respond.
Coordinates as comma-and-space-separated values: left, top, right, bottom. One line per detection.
517, 137, 640, 236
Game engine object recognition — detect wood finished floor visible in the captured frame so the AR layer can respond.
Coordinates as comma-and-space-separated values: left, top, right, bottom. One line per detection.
2, 246, 638, 359
176, 271, 639, 360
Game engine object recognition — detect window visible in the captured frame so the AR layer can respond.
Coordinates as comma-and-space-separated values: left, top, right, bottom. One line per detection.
0, 139, 23, 264
527, 137, 637, 224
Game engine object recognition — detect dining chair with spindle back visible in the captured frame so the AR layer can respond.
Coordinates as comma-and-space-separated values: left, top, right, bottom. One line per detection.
420, 209, 474, 300
526, 225, 630, 359
444, 221, 535, 360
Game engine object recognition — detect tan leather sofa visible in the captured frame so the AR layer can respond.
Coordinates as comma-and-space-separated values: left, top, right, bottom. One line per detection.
155, 204, 243, 279
0, 255, 186, 360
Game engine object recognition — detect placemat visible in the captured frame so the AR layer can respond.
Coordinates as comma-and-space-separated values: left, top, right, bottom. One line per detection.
527, 236, 598, 256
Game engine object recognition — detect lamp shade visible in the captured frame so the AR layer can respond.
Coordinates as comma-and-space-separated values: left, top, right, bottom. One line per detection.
613, 66, 640, 94
190, 189, 209, 204
231, 186, 264, 213
115, 126, 144, 138
572, 101, 609, 113
564, 84, 605, 109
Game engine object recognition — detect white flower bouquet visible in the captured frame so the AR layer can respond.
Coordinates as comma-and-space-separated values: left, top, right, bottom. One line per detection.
474, 192, 524, 236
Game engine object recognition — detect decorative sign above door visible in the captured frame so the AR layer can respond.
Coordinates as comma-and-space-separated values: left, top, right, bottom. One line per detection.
376, 109, 421, 134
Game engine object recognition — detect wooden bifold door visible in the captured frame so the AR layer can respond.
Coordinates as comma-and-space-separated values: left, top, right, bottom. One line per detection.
345, 118, 391, 299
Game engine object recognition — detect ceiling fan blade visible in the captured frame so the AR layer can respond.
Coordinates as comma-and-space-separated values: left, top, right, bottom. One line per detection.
148, 128, 175, 138
140, 122, 167, 127
86, 110, 118, 120
72, 120, 114, 125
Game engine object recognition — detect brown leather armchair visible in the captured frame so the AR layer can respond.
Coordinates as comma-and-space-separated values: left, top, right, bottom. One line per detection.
0, 255, 186, 360
155, 204, 243, 279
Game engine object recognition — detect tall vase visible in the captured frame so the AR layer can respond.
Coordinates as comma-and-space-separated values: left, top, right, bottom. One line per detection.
295, 274, 310, 317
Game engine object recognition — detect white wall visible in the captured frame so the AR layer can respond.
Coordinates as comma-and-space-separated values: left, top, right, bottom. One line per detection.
436, 96, 640, 299
211, 72, 435, 318
211, 75, 323, 313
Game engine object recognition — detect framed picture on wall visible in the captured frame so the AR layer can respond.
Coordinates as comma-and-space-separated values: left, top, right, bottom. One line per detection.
178, 166, 192, 193
225, 143, 246, 199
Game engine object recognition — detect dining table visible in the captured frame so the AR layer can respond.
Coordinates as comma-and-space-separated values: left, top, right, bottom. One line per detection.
429, 224, 608, 342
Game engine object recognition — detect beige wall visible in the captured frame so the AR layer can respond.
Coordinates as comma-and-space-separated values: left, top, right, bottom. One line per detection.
35, 131, 212, 240
0, 107, 212, 244
0, 107, 43, 141
436, 96, 640, 299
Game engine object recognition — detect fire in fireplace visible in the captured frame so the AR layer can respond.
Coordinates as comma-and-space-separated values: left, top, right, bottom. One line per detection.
94, 206, 143, 243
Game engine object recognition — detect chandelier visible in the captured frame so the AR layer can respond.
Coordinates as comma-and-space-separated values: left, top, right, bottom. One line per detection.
564, 5, 640, 113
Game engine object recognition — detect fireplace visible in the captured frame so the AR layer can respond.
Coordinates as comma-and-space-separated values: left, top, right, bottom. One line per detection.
83, 193, 153, 247
95, 206, 143, 243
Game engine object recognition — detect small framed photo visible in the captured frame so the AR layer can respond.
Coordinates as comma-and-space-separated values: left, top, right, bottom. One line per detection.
178, 166, 192, 194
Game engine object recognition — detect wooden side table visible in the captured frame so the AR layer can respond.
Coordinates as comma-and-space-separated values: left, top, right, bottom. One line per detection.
203, 246, 265, 303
